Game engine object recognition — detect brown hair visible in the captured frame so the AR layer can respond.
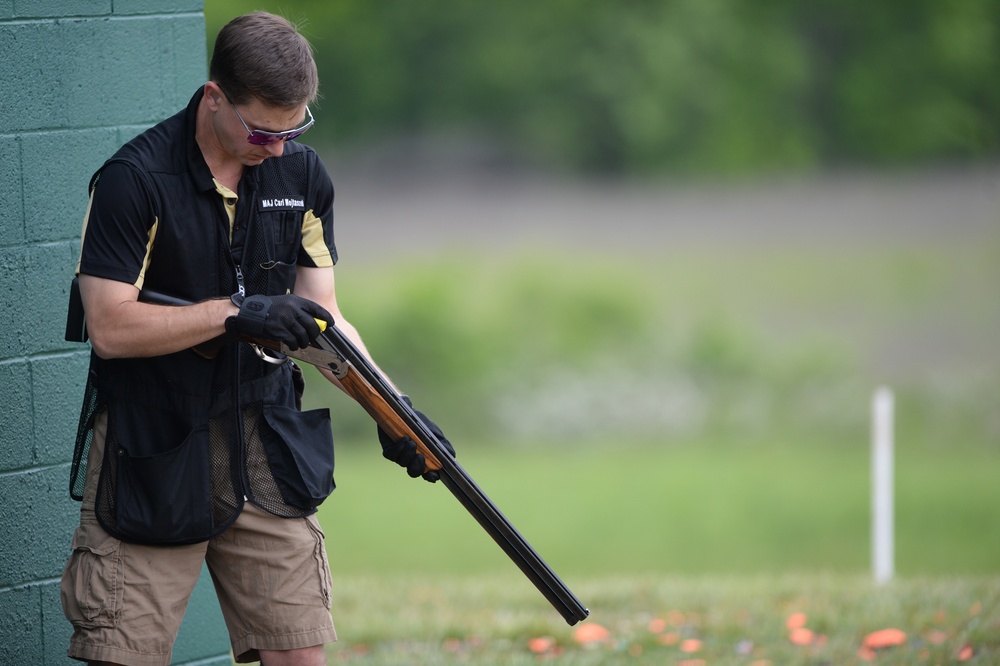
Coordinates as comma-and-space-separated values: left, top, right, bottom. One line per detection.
209, 11, 319, 108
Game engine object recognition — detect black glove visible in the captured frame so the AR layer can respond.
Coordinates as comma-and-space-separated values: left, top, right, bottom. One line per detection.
225, 293, 332, 351
378, 396, 456, 483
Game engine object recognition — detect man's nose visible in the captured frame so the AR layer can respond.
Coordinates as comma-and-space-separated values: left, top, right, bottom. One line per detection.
263, 140, 285, 158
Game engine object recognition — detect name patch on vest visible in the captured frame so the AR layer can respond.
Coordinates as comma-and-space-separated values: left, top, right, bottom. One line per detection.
260, 195, 306, 211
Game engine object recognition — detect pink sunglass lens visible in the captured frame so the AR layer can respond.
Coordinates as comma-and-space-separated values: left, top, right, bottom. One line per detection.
247, 129, 306, 145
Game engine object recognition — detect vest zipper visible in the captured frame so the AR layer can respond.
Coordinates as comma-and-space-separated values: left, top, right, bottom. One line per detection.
230, 245, 249, 506
234, 264, 246, 300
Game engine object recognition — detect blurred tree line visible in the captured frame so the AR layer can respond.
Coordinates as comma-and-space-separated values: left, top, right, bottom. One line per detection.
205, 0, 999, 175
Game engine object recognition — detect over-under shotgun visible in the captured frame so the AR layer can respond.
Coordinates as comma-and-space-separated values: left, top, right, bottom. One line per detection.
121, 287, 590, 625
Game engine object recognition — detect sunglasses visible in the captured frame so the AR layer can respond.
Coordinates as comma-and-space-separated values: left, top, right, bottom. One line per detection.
223, 90, 315, 145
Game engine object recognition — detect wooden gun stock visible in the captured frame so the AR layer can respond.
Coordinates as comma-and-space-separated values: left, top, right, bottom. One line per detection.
134, 288, 589, 625
335, 370, 443, 471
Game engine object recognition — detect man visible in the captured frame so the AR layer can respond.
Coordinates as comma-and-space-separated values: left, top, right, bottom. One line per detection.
61, 12, 451, 666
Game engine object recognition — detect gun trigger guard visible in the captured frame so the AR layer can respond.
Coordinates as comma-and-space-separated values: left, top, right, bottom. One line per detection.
253, 344, 289, 365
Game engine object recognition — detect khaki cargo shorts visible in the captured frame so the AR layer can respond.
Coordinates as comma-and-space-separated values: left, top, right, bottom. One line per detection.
61, 411, 337, 665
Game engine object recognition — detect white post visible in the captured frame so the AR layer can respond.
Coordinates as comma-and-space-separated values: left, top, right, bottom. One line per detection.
872, 386, 895, 585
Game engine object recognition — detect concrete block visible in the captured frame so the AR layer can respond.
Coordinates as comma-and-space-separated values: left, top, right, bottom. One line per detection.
0, 466, 78, 587
163, 15, 209, 103
0, 16, 205, 133
13, 1, 110, 18
32, 352, 91, 466
0, 586, 43, 666
114, 0, 204, 15
68, 15, 206, 124
0, 246, 29, 358
0, 22, 65, 131
18, 242, 80, 356
0, 242, 74, 356
21, 129, 120, 243
0, 360, 33, 470
0, 136, 23, 247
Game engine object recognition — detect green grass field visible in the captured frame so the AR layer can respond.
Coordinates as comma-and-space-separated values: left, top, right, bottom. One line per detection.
312, 442, 999, 662
296, 177, 1000, 662
319, 441, 1000, 577
319, 573, 998, 664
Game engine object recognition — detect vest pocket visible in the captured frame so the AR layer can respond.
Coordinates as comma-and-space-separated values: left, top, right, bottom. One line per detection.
266, 209, 300, 248
260, 404, 335, 510
114, 424, 214, 544
257, 210, 299, 293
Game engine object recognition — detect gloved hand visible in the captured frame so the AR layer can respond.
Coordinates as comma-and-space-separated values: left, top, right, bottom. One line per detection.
225, 293, 332, 351
378, 396, 456, 483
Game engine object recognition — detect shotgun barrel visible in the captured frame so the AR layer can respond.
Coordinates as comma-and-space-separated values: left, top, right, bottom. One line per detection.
313, 323, 590, 625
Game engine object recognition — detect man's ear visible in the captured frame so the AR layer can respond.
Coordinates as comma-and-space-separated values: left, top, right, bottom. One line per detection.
203, 81, 225, 111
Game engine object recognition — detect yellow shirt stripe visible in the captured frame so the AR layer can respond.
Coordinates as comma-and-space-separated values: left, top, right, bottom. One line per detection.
302, 209, 334, 267
76, 189, 158, 290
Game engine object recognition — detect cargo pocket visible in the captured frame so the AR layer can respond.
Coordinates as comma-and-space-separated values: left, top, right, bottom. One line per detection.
61, 515, 123, 629
261, 405, 335, 510
115, 424, 214, 544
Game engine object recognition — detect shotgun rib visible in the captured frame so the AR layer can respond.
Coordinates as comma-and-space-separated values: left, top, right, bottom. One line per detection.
138, 289, 590, 625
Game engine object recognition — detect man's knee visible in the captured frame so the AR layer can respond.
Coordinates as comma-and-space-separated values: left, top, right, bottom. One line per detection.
259, 645, 327, 666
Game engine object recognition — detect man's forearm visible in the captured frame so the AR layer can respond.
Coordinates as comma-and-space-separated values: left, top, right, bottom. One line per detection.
81, 275, 236, 359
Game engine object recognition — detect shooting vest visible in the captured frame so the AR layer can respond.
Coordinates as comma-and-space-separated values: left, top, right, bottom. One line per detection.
70, 90, 336, 545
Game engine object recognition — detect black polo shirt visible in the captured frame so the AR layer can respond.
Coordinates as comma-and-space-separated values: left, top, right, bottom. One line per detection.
74, 89, 341, 543
78, 87, 337, 303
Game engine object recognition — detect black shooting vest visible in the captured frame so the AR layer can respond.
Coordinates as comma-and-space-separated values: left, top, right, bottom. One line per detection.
72, 90, 336, 545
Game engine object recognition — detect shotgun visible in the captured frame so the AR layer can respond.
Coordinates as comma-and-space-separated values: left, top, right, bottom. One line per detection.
132, 287, 590, 625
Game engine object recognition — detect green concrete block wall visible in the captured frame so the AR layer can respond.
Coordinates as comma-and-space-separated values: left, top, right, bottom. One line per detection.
0, 2, 230, 664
